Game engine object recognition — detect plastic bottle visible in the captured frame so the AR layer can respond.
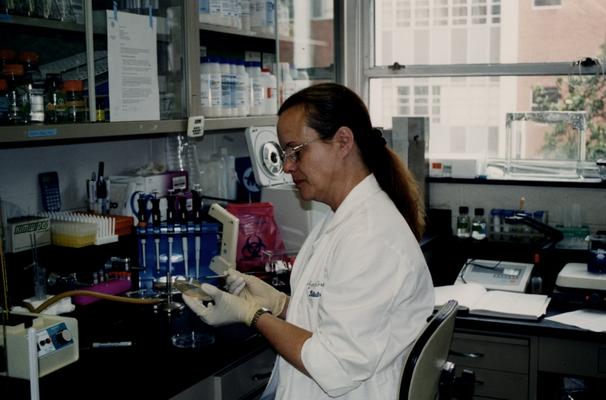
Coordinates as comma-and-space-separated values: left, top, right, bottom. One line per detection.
277, 0, 289, 36
471, 208, 487, 240
234, 59, 250, 116
260, 67, 277, 115
0, 79, 8, 125
246, 60, 263, 115
220, 58, 234, 117
19, 51, 42, 84
456, 206, 471, 238
199, 0, 211, 24
240, 0, 251, 31
251, 0, 275, 35
63, 79, 86, 122
279, 62, 296, 104
200, 56, 222, 117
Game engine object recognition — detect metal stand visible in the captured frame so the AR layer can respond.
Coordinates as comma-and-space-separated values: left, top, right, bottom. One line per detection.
158, 236, 184, 314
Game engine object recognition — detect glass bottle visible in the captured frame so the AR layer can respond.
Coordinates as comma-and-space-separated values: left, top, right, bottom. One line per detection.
4, 63, 29, 124
0, 78, 8, 125
63, 79, 86, 122
44, 73, 66, 123
471, 208, 487, 240
456, 206, 471, 238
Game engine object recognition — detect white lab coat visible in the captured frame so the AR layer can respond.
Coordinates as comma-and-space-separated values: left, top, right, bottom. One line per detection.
265, 174, 435, 399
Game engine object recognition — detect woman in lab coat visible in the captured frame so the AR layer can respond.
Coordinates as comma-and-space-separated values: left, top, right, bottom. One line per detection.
183, 83, 435, 399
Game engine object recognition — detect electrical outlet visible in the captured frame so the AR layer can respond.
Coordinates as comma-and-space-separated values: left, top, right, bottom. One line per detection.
187, 116, 205, 138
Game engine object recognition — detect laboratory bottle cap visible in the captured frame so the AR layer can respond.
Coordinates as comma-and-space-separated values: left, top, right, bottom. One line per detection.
0, 48, 16, 61
3, 63, 24, 76
18, 51, 39, 64
63, 79, 84, 92
0, 79, 6, 91
459, 206, 469, 214
474, 208, 484, 216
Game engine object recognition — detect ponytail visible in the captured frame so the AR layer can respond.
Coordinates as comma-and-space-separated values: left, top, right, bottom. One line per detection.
279, 83, 426, 240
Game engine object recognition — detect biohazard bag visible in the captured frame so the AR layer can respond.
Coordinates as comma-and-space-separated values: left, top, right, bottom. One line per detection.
226, 202, 285, 273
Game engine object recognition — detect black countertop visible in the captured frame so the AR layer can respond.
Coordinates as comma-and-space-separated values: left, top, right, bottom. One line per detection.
1, 295, 270, 400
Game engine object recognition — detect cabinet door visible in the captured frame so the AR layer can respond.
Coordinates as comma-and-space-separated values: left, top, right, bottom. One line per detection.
0, 1, 188, 143
194, 1, 336, 124
277, 1, 336, 100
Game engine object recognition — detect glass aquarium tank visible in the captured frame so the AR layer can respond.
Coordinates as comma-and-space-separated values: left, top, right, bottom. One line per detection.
505, 111, 587, 180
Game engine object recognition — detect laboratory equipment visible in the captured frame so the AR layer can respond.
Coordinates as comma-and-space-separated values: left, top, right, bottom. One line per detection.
244, 126, 329, 253
554, 262, 606, 308
208, 203, 239, 275
0, 312, 78, 379
588, 234, 606, 273
458, 259, 535, 293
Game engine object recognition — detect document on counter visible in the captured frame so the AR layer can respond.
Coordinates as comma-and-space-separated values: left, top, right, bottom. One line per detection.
546, 309, 606, 332
434, 282, 550, 320
107, 10, 160, 122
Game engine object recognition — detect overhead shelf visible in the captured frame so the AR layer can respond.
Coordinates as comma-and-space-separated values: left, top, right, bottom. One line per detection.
0, 116, 278, 145
199, 22, 328, 46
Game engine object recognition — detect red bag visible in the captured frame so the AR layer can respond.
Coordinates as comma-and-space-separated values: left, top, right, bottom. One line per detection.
226, 202, 285, 273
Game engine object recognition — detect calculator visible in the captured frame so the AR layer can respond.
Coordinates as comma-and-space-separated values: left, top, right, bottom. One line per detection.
39, 171, 61, 212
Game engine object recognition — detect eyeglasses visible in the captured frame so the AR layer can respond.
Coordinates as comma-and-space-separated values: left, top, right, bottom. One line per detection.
280, 137, 324, 163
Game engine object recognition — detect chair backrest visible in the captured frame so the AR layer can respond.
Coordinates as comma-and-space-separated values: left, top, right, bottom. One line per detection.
399, 300, 459, 400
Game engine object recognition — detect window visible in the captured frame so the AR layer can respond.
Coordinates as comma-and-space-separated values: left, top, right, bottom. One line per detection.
357, 0, 606, 180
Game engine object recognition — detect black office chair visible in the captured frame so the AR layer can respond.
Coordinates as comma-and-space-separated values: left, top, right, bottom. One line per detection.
399, 300, 474, 400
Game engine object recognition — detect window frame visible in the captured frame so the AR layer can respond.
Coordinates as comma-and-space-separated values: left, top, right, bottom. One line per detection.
343, 0, 604, 182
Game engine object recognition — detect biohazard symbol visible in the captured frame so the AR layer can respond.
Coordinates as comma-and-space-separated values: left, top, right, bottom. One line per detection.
242, 235, 266, 260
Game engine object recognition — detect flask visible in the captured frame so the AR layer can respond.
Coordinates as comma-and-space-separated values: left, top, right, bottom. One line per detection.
63, 79, 86, 122
471, 208, 487, 240
456, 206, 471, 238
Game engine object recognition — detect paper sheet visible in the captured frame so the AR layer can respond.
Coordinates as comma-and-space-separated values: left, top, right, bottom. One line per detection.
546, 309, 606, 332
107, 10, 160, 121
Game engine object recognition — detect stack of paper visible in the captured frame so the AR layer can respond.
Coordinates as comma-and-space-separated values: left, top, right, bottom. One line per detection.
434, 282, 550, 320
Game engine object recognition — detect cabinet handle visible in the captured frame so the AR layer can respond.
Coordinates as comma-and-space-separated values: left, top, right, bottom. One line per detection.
449, 350, 484, 359
251, 371, 272, 381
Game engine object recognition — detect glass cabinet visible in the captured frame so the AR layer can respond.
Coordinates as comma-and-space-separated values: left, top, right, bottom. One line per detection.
0, 0, 337, 143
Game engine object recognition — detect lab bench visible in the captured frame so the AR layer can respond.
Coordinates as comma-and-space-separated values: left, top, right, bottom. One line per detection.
450, 308, 606, 400
0, 298, 275, 400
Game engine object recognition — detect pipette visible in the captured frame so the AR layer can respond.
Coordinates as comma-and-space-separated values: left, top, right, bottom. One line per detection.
178, 196, 190, 277
151, 197, 161, 274
192, 189, 203, 279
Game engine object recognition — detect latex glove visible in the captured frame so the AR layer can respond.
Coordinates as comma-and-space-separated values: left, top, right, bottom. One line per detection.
225, 269, 288, 316
182, 283, 259, 327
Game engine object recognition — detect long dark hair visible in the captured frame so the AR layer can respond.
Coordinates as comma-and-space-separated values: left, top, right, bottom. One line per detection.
278, 83, 425, 240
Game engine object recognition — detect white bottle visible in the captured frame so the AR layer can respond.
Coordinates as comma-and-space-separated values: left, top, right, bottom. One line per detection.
246, 61, 263, 116
260, 67, 277, 115
279, 62, 296, 104
277, 0, 289, 36
235, 60, 250, 116
201, 56, 222, 117
199, 0, 210, 23
251, 0, 275, 35
220, 58, 234, 116
240, 0, 251, 31
208, 0, 223, 26
221, 0, 233, 27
